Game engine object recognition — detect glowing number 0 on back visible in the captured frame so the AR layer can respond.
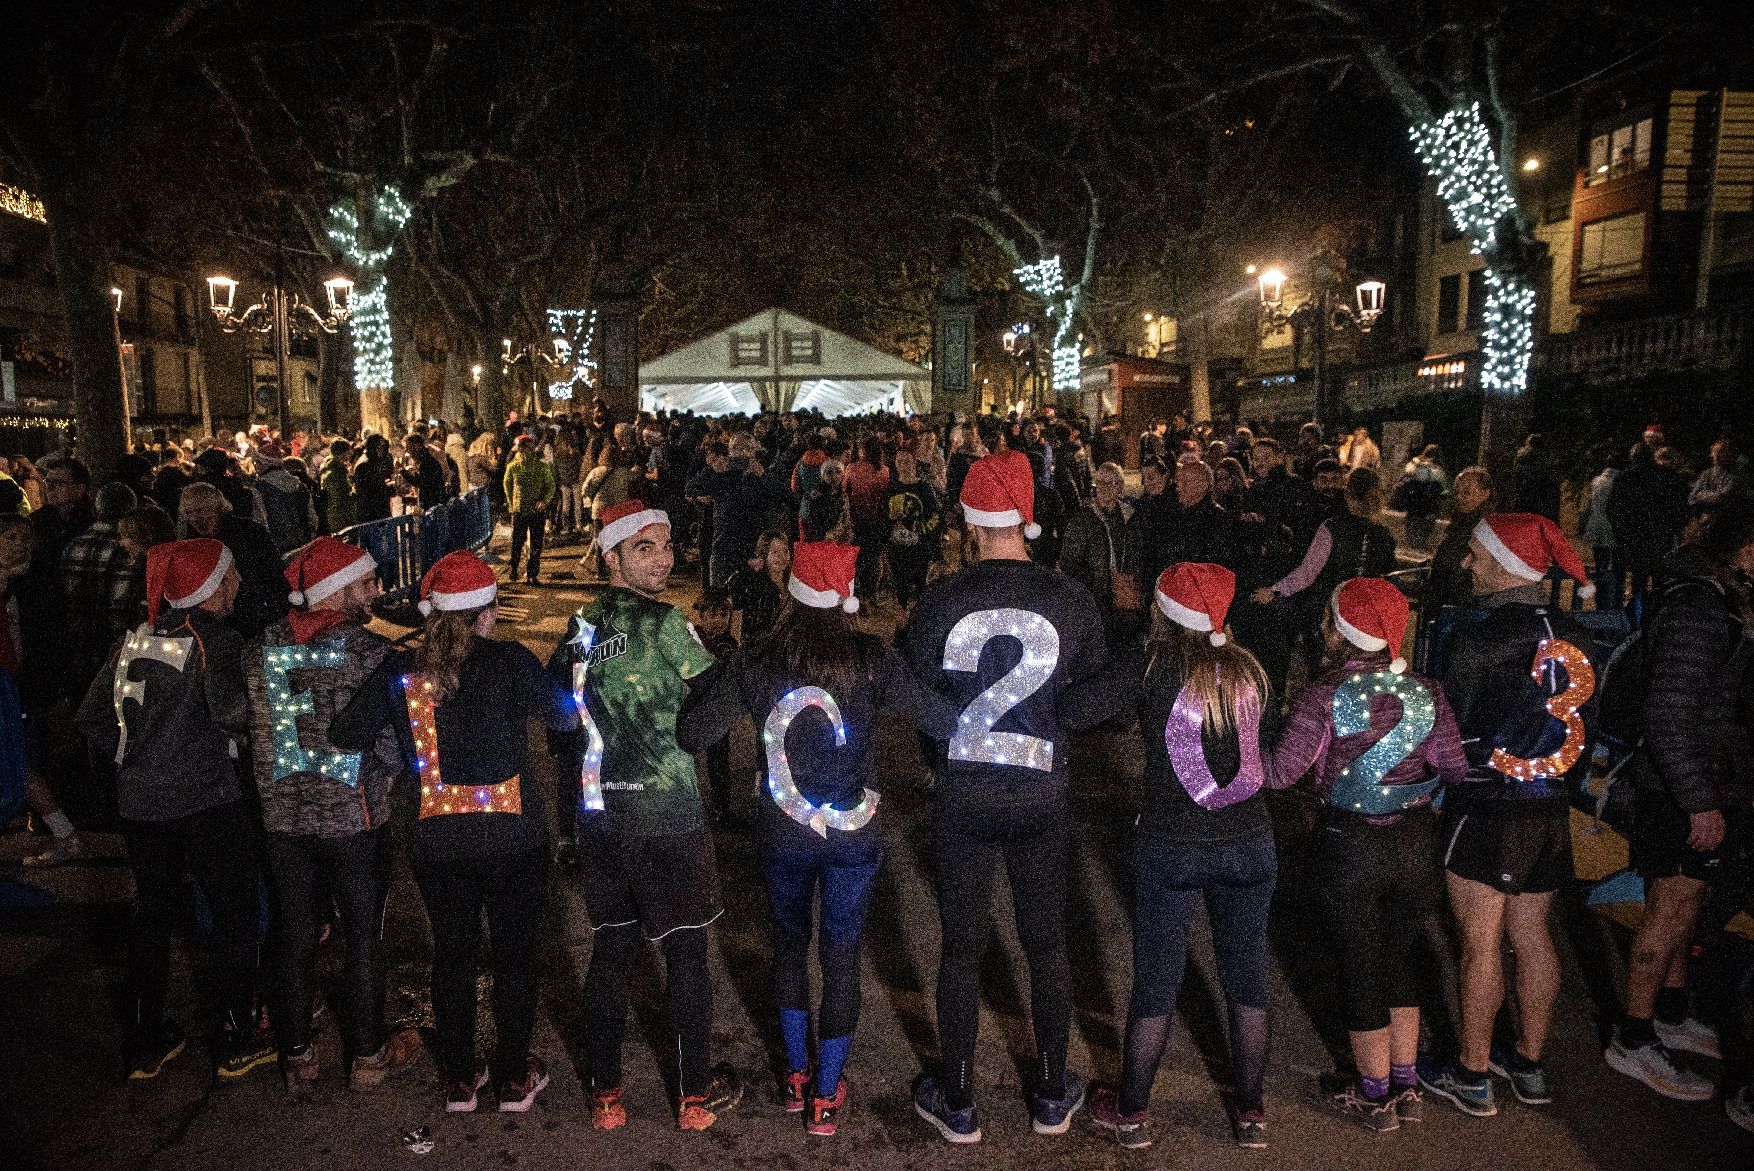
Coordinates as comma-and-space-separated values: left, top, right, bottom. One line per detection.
942, 608, 1060, 772
1489, 637, 1595, 782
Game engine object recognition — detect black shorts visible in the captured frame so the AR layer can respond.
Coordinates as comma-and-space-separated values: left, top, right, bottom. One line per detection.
1441, 804, 1573, 895
576, 817, 723, 940
1631, 790, 1744, 885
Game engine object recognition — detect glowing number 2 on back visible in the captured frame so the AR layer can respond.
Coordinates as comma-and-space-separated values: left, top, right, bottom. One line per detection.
570, 617, 606, 812
1489, 637, 1595, 782
942, 608, 1060, 772
1163, 680, 1265, 810
1329, 670, 1439, 814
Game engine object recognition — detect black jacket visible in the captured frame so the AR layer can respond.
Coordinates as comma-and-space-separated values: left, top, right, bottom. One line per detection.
1427, 505, 1487, 608
1138, 495, 1236, 588
217, 513, 291, 639
1, 557, 75, 714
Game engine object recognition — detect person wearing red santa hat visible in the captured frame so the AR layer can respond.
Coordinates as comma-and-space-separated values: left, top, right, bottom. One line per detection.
330, 550, 576, 1114
1058, 563, 1279, 1149
1419, 513, 1603, 1118
74, 539, 277, 1082
678, 541, 955, 1136
1263, 577, 1467, 1132
545, 498, 742, 1132
905, 448, 1108, 1143
241, 537, 417, 1090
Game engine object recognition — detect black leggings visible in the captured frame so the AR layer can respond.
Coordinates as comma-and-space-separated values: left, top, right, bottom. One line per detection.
411, 848, 545, 1086
264, 828, 388, 1057
1312, 806, 1439, 1033
583, 924, 713, 1098
933, 797, 1069, 1103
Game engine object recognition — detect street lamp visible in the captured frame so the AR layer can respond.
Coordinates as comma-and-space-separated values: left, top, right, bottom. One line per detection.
1256, 253, 1386, 432
207, 265, 352, 436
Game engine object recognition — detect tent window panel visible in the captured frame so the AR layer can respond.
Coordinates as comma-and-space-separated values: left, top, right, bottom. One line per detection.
729, 332, 768, 367
782, 330, 822, 365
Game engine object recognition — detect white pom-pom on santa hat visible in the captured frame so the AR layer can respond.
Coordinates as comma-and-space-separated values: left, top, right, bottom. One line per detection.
788, 540, 861, 614
1332, 577, 1412, 667
1154, 562, 1237, 644
283, 536, 376, 611
961, 450, 1041, 538
419, 550, 497, 615
1473, 513, 1595, 600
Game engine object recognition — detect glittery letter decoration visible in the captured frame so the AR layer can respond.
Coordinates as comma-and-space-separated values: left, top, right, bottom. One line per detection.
261, 642, 362, 786
1330, 670, 1440, 814
942, 608, 1060, 772
1488, 638, 1595, 782
402, 672, 523, 818
1164, 680, 1265, 810
763, 686, 878, 838
112, 626, 193, 764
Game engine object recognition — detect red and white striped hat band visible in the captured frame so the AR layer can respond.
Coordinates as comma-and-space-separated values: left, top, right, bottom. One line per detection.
597, 502, 671, 553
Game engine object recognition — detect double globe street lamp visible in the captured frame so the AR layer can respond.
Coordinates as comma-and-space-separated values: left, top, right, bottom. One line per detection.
206, 267, 353, 437
1257, 252, 1385, 434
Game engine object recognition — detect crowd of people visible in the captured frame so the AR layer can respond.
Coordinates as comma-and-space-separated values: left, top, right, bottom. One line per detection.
2, 400, 1751, 1150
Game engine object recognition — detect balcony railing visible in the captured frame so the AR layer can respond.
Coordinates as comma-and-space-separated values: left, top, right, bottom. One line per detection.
1534, 304, 1751, 383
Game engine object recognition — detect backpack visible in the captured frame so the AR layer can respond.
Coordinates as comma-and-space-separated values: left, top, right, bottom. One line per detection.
1594, 576, 1737, 752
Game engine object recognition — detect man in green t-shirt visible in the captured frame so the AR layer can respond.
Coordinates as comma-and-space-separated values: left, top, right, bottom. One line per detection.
549, 497, 741, 1133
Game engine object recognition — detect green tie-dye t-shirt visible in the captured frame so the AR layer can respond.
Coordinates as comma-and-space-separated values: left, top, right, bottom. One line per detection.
579, 587, 715, 835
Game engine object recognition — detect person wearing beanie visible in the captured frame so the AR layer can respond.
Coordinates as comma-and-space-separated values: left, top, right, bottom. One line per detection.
1420, 513, 1603, 1118
1264, 576, 1467, 1132
241, 537, 416, 1091
677, 541, 956, 1137
330, 550, 577, 1115
905, 448, 1107, 1144
544, 498, 742, 1132
1059, 563, 1279, 1150
74, 539, 277, 1082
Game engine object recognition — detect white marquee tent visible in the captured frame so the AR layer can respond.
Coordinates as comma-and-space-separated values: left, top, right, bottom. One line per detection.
639, 308, 930, 417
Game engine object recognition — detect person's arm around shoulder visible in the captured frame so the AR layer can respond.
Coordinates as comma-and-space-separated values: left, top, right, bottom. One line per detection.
201, 621, 250, 738
676, 650, 746, 752
876, 646, 958, 739
1264, 679, 1332, 790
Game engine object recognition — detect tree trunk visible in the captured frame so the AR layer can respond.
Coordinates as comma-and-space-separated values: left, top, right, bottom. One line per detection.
476, 325, 506, 431
41, 184, 129, 480
1185, 313, 1212, 424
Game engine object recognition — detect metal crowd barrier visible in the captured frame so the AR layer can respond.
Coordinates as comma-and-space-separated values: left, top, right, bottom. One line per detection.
337, 488, 493, 605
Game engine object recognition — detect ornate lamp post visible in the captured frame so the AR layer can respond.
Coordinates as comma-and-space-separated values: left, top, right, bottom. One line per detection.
207, 262, 352, 437
1257, 253, 1385, 433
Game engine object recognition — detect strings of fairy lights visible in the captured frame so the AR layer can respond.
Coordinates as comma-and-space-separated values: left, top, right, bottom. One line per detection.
326, 187, 413, 395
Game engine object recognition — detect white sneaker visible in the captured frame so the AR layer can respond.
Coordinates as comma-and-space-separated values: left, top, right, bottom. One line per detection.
1654, 1015, 1721, 1060
1728, 1086, 1753, 1135
1604, 1036, 1714, 1102
23, 835, 82, 868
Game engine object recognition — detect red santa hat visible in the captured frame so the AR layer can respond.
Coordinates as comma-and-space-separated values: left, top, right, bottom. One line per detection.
1472, 512, 1595, 598
788, 540, 861, 613
1332, 576, 1411, 673
596, 498, 670, 554
418, 550, 497, 616
1155, 562, 1235, 646
146, 538, 233, 623
285, 536, 377, 608
959, 449, 1041, 539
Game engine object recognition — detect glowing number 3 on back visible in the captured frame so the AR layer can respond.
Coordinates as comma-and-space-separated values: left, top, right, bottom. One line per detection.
1489, 637, 1595, 781
942, 608, 1060, 772
1163, 680, 1265, 809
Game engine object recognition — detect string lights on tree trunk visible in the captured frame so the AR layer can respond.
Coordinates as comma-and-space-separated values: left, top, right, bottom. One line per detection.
325, 186, 414, 395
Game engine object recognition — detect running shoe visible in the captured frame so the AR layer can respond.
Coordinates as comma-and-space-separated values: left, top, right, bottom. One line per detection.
1087, 1084, 1151, 1149
782, 1067, 812, 1114
805, 1077, 848, 1137
126, 1022, 186, 1081
1392, 1084, 1423, 1123
1728, 1086, 1754, 1135
590, 1086, 628, 1131
913, 1074, 981, 1144
1028, 1069, 1086, 1136
1654, 1015, 1722, 1060
1232, 1110, 1267, 1150
1328, 1083, 1400, 1133
1603, 1033, 1713, 1101
217, 1027, 278, 1080
23, 834, 83, 868
678, 1066, 743, 1131
445, 1064, 490, 1113
497, 1055, 550, 1113
350, 1028, 420, 1090
1418, 1057, 1498, 1117
1488, 1046, 1553, 1106
283, 1041, 319, 1089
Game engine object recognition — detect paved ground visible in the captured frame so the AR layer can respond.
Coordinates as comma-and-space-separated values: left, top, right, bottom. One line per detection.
3, 530, 1750, 1170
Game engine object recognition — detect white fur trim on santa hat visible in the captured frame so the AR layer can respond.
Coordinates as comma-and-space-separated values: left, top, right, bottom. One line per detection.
1472, 518, 1544, 582
597, 507, 669, 553
426, 581, 498, 613
788, 574, 844, 610
167, 546, 233, 610
1332, 599, 1390, 654
290, 550, 376, 608
962, 502, 1023, 529
1155, 590, 1214, 632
